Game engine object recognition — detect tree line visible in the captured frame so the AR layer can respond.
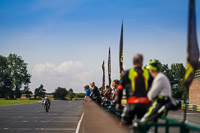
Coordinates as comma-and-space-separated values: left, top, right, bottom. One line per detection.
0, 54, 84, 99
34, 85, 85, 100
160, 63, 186, 99
0, 53, 197, 99
0, 54, 31, 98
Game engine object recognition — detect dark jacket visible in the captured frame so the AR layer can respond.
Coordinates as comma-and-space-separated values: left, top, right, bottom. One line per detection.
90, 86, 101, 104
116, 67, 153, 104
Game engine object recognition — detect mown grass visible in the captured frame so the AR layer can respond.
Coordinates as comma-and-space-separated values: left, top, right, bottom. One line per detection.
0, 99, 41, 106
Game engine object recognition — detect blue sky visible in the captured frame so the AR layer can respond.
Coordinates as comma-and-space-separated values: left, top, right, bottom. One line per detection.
0, 0, 200, 93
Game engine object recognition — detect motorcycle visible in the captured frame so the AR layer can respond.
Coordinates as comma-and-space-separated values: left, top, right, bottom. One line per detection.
43, 100, 50, 112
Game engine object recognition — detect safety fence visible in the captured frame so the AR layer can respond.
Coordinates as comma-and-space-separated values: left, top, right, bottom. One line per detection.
81, 99, 200, 133
103, 101, 200, 133
137, 116, 200, 133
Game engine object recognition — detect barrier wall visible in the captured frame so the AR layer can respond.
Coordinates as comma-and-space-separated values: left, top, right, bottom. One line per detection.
181, 104, 200, 112
79, 99, 128, 133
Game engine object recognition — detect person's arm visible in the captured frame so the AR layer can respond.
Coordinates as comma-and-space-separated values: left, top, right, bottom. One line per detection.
90, 88, 94, 98
86, 89, 90, 96
116, 85, 123, 104
91, 87, 98, 100
148, 72, 154, 90
147, 78, 163, 101
115, 71, 128, 109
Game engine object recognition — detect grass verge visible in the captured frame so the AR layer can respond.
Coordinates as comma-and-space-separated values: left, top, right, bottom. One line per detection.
0, 99, 40, 106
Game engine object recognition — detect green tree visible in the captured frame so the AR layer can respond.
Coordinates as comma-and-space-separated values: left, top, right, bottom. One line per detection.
75, 93, 85, 98
160, 64, 171, 79
0, 55, 8, 98
67, 88, 75, 100
169, 63, 185, 98
23, 86, 33, 98
54, 87, 68, 100
7, 54, 31, 98
0, 55, 13, 98
160, 62, 185, 98
34, 84, 46, 98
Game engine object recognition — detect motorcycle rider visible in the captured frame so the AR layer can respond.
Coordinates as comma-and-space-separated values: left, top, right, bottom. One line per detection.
43, 97, 51, 109
116, 54, 153, 126
141, 59, 179, 123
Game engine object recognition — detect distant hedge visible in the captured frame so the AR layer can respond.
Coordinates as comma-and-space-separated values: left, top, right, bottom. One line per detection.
29, 98, 42, 100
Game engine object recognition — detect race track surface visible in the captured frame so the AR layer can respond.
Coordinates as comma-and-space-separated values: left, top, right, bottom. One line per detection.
168, 110, 200, 125
0, 100, 83, 133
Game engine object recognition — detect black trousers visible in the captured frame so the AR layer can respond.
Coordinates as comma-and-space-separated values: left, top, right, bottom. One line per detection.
121, 103, 149, 126
141, 97, 170, 122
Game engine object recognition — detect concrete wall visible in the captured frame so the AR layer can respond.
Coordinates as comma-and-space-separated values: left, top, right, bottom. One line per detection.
80, 98, 128, 133
189, 78, 200, 105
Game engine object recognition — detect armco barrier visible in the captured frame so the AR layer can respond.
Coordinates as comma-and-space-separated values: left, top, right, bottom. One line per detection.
137, 116, 200, 133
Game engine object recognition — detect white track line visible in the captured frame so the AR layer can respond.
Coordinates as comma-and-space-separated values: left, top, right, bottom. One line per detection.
0, 128, 76, 131
0, 121, 78, 123
75, 112, 84, 133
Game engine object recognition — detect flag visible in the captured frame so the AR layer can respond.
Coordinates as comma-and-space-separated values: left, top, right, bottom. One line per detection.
102, 60, 105, 90
184, 0, 199, 88
108, 47, 111, 88
119, 21, 124, 79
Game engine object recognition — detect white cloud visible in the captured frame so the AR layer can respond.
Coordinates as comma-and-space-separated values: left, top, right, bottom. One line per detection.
33, 62, 56, 76
32, 61, 83, 77
57, 61, 83, 74
30, 61, 108, 93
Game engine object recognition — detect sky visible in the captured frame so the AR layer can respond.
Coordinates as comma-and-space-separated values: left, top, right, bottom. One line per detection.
0, 0, 200, 93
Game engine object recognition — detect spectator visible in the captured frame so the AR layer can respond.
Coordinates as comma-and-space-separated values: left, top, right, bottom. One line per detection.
98, 87, 104, 97
111, 79, 119, 102
116, 54, 153, 126
141, 60, 178, 122
104, 85, 111, 101
90, 82, 101, 105
84, 85, 91, 98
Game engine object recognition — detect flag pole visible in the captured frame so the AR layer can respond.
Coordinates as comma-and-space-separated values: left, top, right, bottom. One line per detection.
119, 21, 124, 79
183, 87, 188, 122
183, 0, 199, 122
108, 47, 111, 88
102, 60, 105, 92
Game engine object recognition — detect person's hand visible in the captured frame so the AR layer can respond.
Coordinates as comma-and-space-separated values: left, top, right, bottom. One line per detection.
115, 104, 121, 110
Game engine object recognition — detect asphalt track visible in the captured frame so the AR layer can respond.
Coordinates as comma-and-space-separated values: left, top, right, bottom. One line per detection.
168, 110, 200, 125
1, 100, 200, 133
155, 110, 200, 133
0, 100, 83, 133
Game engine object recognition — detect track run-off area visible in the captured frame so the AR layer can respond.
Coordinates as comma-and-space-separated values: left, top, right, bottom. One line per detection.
0, 100, 83, 133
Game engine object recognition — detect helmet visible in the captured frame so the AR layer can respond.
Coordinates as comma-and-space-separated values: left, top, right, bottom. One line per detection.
146, 59, 161, 71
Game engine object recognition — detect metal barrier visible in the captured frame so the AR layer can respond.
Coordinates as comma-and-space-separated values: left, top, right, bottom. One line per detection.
137, 116, 200, 133
103, 101, 200, 133
104, 101, 122, 118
